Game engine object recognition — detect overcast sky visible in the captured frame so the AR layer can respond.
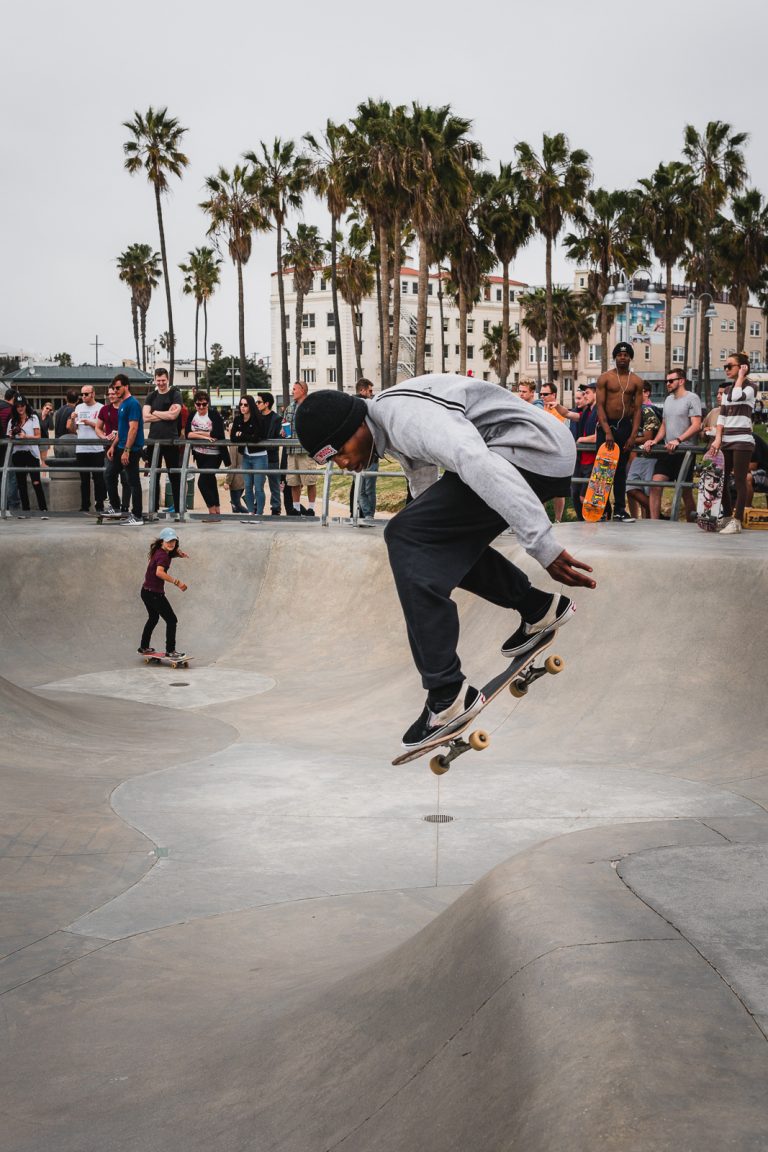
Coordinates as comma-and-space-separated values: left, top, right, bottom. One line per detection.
3, 0, 766, 367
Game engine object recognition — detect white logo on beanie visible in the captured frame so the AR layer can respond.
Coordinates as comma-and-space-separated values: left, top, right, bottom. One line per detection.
313, 444, 336, 464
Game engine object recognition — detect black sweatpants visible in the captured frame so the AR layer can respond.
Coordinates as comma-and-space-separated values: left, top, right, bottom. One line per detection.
596, 415, 634, 516
77, 449, 106, 511
149, 442, 181, 513
383, 469, 565, 693
140, 589, 177, 652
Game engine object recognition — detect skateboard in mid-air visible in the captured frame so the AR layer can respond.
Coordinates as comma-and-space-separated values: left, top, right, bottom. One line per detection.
141, 650, 193, 670
696, 448, 725, 532
582, 443, 620, 523
392, 633, 564, 775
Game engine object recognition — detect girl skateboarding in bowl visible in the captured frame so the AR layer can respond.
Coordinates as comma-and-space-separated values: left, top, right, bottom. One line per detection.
138, 527, 188, 660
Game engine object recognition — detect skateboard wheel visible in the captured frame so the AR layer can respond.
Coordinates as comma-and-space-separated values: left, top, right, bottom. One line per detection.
468, 730, 489, 751
545, 654, 564, 675
509, 681, 528, 698
429, 755, 450, 775
144, 657, 151, 664
170, 662, 178, 669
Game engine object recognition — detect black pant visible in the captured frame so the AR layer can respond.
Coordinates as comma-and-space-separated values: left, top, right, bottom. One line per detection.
149, 442, 181, 513
106, 449, 142, 517
571, 460, 594, 521
140, 589, 177, 652
383, 470, 558, 692
596, 416, 634, 515
193, 452, 220, 509
77, 449, 106, 511
13, 450, 47, 511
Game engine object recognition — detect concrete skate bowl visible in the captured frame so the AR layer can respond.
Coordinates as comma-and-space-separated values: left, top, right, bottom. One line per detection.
2, 522, 768, 1152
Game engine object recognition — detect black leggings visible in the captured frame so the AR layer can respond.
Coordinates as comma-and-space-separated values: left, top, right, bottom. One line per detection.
140, 589, 177, 652
13, 450, 47, 511
722, 447, 752, 521
193, 453, 220, 509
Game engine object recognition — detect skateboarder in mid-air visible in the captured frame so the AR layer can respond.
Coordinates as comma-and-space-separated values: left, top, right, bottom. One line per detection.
295, 375, 596, 749
138, 527, 188, 660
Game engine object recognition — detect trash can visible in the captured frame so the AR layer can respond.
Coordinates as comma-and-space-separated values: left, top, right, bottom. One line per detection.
165, 478, 195, 512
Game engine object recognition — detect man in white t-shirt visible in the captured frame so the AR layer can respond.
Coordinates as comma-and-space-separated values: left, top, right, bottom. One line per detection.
67, 383, 107, 513
641, 368, 702, 520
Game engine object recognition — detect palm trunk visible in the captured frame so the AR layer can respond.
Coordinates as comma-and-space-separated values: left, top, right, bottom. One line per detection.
330, 215, 343, 391
415, 236, 429, 377
736, 287, 748, 351
664, 263, 673, 374
131, 295, 140, 369
545, 234, 554, 381
389, 215, 402, 385
500, 261, 510, 385
459, 284, 468, 375
437, 264, 447, 373
237, 259, 247, 397
375, 264, 386, 389
294, 286, 304, 384
276, 219, 290, 406
140, 307, 148, 372
535, 342, 542, 385
154, 185, 175, 385
194, 300, 200, 389
379, 222, 391, 388
351, 301, 363, 379
203, 300, 209, 384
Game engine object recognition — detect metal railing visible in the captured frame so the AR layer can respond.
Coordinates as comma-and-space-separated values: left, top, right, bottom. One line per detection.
0, 435, 709, 527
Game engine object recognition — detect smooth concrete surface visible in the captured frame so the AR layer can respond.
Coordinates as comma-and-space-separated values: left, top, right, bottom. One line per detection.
1, 519, 767, 1151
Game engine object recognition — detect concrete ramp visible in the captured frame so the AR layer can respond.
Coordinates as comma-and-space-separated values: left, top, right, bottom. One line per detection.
1, 521, 767, 1151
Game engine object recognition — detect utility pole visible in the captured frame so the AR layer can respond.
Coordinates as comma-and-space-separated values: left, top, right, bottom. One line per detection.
90, 335, 102, 367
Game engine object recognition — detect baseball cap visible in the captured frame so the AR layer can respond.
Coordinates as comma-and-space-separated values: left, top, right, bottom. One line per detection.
159, 527, 179, 542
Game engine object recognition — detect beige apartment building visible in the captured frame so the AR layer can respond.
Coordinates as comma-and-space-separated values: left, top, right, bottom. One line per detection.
270, 266, 766, 403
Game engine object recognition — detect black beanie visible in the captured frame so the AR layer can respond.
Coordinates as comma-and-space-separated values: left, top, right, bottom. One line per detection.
295, 390, 368, 463
612, 341, 634, 360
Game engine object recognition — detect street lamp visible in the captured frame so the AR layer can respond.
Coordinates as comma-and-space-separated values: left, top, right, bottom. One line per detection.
678, 293, 718, 392
601, 269, 662, 345
226, 356, 241, 404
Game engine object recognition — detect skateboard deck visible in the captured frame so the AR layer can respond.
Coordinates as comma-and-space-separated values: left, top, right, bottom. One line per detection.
392, 633, 564, 774
696, 449, 725, 532
582, 443, 620, 522
95, 513, 123, 525
142, 651, 193, 669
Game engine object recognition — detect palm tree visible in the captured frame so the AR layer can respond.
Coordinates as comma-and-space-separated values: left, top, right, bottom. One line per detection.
123, 107, 189, 385
444, 200, 495, 376
304, 120, 349, 391
551, 286, 596, 381
519, 287, 548, 384
284, 224, 325, 381
179, 247, 222, 387
200, 164, 268, 397
634, 163, 695, 373
245, 138, 311, 406
515, 133, 592, 378
716, 188, 768, 349
564, 187, 646, 371
478, 163, 534, 385
403, 103, 482, 377
337, 239, 375, 381
480, 324, 521, 381
682, 120, 749, 402
117, 243, 161, 371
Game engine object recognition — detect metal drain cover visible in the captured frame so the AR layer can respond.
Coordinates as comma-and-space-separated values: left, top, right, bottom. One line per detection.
423, 814, 454, 824
169, 682, 189, 687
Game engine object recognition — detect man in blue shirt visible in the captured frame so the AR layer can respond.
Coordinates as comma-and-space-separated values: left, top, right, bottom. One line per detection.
106, 373, 145, 524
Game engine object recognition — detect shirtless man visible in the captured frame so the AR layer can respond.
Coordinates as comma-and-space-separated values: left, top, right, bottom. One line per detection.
595, 341, 644, 522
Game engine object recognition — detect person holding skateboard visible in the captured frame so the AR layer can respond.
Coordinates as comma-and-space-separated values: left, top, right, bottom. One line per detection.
295, 375, 596, 749
595, 342, 645, 522
138, 527, 188, 660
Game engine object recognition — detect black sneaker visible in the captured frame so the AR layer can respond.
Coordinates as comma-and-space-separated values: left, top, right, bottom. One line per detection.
167, 650, 186, 660
401, 684, 483, 749
299, 506, 311, 516
138, 647, 152, 655
501, 594, 574, 659
613, 510, 636, 523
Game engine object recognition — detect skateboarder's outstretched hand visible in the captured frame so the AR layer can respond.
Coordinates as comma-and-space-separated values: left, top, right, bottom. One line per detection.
546, 549, 596, 589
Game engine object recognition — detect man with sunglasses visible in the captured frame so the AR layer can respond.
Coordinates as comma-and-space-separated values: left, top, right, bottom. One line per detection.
105, 373, 145, 524
642, 368, 702, 520
67, 384, 107, 514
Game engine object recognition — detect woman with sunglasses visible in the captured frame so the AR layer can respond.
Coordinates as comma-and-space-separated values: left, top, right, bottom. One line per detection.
9, 395, 48, 517
230, 394, 268, 519
712, 353, 756, 534
185, 391, 228, 520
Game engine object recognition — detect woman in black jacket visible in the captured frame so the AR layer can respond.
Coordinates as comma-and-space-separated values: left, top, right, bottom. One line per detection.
230, 394, 268, 517
185, 391, 229, 519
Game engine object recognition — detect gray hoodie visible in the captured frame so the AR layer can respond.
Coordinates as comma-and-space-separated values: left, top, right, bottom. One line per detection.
367, 374, 575, 568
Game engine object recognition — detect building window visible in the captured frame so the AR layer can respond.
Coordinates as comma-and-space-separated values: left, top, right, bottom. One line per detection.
720, 319, 728, 332
301, 369, 316, 384
672, 316, 686, 332
578, 276, 586, 288
467, 345, 474, 359
750, 321, 761, 338
401, 281, 408, 294
424, 344, 432, 356
427, 283, 433, 296
443, 344, 449, 359
302, 313, 315, 328
327, 367, 336, 384
644, 344, 651, 362
495, 288, 502, 301
509, 290, 515, 301
302, 341, 316, 356
750, 350, 761, 366
588, 344, 600, 363
729, 319, 736, 331
513, 323, 520, 336
356, 312, 363, 327
443, 318, 449, 332
467, 319, 474, 334
529, 346, 548, 364
412, 282, 418, 294
327, 312, 335, 326
327, 341, 336, 355
672, 346, 684, 364
483, 320, 490, 334
719, 348, 726, 361
455, 345, 461, 355
425, 316, 432, 330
